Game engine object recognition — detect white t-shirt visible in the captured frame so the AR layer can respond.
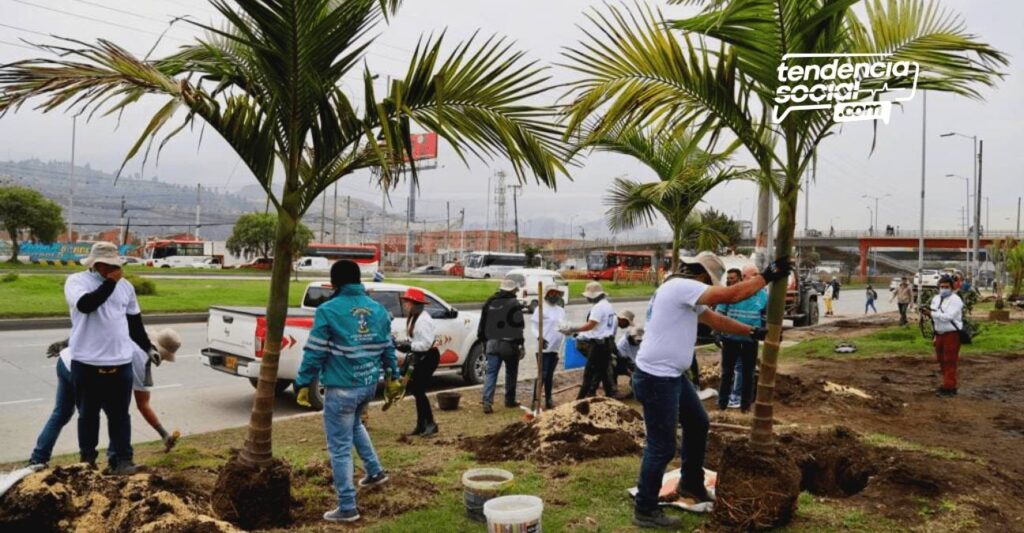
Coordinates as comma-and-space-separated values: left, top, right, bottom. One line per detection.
532, 304, 566, 353
616, 335, 640, 362
930, 293, 964, 333
408, 312, 437, 352
577, 298, 617, 340
635, 278, 709, 378
64, 271, 141, 366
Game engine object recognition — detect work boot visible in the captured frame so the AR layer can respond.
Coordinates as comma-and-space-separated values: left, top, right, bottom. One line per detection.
420, 422, 438, 437
163, 430, 181, 453
633, 508, 683, 529
106, 460, 139, 476
483, 403, 493, 414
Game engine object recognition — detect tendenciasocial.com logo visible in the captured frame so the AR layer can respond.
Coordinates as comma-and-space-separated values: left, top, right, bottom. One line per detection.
773, 53, 919, 124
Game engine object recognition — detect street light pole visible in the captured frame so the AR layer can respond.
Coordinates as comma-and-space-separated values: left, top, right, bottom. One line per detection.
917, 92, 927, 309
940, 131, 980, 278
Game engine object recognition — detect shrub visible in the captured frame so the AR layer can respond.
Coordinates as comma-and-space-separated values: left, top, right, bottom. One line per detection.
127, 275, 156, 296
1, 272, 18, 283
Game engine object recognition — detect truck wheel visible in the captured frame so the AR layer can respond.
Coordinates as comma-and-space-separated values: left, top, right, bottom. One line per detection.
807, 298, 819, 325
249, 378, 293, 395
461, 343, 486, 385
293, 377, 325, 410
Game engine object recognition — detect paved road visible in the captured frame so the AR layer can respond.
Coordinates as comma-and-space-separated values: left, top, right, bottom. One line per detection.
0, 289, 889, 464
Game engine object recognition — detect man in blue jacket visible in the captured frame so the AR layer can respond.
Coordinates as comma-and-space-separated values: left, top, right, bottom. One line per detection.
294, 260, 398, 524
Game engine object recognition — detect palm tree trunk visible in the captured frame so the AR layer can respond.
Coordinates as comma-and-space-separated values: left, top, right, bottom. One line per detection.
750, 134, 800, 450
240, 192, 299, 467
671, 225, 682, 273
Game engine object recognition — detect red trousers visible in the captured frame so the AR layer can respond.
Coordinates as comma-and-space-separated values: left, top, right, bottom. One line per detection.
933, 331, 961, 390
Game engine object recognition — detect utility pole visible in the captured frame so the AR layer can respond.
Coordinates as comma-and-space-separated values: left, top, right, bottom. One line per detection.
1017, 197, 1021, 238
380, 189, 386, 269
445, 201, 451, 263
985, 196, 990, 235
459, 208, 466, 258
916, 91, 927, 309
119, 196, 127, 246
332, 184, 338, 245
345, 195, 351, 244
804, 150, 814, 234
485, 171, 493, 252
319, 190, 326, 243
195, 184, 202, 240
67, 117, 76, 243
975, 140, 983, 275
359, 216, 365, 244
508, 184, 522, 253
495, 171, 507, 252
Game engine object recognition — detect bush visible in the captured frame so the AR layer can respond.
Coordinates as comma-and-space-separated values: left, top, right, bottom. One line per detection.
1, 272, 18, 283
127, 275, 156, 296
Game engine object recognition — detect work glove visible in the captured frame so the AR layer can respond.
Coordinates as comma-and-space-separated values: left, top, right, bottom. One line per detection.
46, 339, 69, 359
296, 387, 312, 408
557, 324, 576, 335
394, 339, 413, 353
751, 327, 769, 341
541, 339, 549, 351
760, 256, 793, 284
148, 347, 162, 366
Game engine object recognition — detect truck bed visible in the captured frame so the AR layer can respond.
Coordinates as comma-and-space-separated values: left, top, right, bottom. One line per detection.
208, 305, 316, 318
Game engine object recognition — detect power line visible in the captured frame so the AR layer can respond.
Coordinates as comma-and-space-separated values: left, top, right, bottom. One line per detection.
9, 0, 190, 43
0, 39, 35, 51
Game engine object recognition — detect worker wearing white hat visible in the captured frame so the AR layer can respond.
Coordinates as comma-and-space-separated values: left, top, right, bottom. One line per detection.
531, 284, 566, 409
479, 277, 527, 413
631, 252, 792, 529
560, 281, 618, 399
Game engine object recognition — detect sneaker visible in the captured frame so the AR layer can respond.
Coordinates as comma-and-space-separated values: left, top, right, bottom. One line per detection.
633, 508, 683, 529
323, 508, 360, 522
935, 387, 958, 397
727, 398, 741, 409
483, 404, 493, 414
163, 431, 181, 453
358, 470, 390, 488
106, 460, 139, 476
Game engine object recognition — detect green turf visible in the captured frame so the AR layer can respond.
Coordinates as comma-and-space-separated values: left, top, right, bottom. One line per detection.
781, 321, 1024, 360
0, 274, 656, 318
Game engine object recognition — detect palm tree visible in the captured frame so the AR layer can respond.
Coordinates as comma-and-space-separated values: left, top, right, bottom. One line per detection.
584, 126, 754, 271
0, 1, 566, 518
563, 0, 1006, 449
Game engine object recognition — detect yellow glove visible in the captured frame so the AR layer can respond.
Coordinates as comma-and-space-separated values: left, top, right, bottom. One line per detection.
296, 387, 312, 408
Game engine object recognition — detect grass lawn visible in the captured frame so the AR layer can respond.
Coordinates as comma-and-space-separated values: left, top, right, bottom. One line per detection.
0, 274, 655, 318
781, 321, 1024, 360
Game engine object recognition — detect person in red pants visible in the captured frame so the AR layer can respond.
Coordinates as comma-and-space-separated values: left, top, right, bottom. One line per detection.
921, 276, 964, 396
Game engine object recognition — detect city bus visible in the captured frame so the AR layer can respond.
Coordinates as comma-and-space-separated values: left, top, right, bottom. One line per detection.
296, 243, 380, 275
463, 251, 530, 279
585, 250, 657, 280
143, 239, 216, 268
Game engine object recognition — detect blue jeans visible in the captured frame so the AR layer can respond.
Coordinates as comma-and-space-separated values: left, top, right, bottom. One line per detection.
482, 354, 519, 407
71, 360, 133, 464
30, 359, 75, 464
865, 298, 877, 313
633, 368, 709, 514
323, 385, 384, 512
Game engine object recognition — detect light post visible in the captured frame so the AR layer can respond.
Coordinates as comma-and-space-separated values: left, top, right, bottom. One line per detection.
946, 173, 972, 267
940, 131, 980, 278
865, 205, 875, 274
861, 194, 890, 235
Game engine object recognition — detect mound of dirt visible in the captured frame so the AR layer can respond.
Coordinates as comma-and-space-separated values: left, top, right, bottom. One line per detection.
0, 464, 239, 533
462, 397, 644, 464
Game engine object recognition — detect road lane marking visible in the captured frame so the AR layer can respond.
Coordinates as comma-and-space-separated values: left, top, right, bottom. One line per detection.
0, 398, 43, 406
150, 383, 183, 390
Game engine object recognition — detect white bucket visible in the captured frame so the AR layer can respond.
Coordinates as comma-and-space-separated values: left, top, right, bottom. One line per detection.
483, 495, 544, 533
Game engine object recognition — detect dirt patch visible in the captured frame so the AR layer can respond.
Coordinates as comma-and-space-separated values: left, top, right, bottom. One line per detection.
781, 427, 875, 497
211, 452, 292, 530
992, 412, 1024, 437
462, 397, 644, 464
0, 464, 239, 532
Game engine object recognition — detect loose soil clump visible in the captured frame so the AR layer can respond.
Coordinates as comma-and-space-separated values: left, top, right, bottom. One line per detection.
462, 397, 644, 464
0, 463, 239, 533
713, 440, 802, 530
211, 452, 292, 530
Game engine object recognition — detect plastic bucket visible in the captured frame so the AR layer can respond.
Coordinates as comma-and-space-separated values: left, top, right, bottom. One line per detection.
563, 338, 586, 370
437, 391, 462, 411
484, 495, 544, 533
462, 468, 513, 522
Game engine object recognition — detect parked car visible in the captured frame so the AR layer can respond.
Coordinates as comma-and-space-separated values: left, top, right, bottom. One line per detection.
119, 256, 144, 266
410, 265, 446, 276
191, 257, 223, 269
504, 268, 570, 313
237, 257, 274, 270
200, 281, 484, 409
913, 269, 941, 289
442, 261, 464, 277
294, 256, 331, 272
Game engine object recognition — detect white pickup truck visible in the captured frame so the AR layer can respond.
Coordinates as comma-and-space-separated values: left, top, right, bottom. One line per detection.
200, 281, 485, 409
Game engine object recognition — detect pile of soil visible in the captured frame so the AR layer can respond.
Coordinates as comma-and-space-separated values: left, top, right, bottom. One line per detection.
462, 397, 644, 464
0, 464, 239, 533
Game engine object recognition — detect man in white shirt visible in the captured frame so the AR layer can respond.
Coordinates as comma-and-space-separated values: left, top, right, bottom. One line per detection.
64, 242, 153, 475
631, 252, 791, 529
921, 275, 965, 396
561, 281, 619, 399
531, 285, 566, 409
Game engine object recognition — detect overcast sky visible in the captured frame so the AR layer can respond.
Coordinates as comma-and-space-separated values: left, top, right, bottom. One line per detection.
1, 0, 1021, 239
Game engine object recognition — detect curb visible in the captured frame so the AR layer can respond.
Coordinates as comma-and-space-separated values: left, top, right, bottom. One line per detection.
0, 297, 655, 331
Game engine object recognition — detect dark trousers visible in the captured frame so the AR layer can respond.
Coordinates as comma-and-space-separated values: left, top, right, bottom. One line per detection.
898, 303, 910, 325
578, 340, 616, 399
30, 360, 75, 464
70, 360, 133, 464
483, 354, 519, 406
632, 368, 709, 514
541, 352, 559, 402
408, 349, 440, 428
718, 340, 758, 410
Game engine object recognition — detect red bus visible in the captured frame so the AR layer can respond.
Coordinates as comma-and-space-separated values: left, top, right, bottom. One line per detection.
586, 250, 657, 280
300, 243, 380, 275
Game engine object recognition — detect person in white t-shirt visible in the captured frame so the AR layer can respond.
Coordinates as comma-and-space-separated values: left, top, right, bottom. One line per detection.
560, 281, 619, 399
531, 285, 566, 409
631, 252, 791, 530
64, 242, 155, 475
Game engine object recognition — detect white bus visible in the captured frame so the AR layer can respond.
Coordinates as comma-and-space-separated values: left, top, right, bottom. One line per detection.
463, 251, 530, 279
